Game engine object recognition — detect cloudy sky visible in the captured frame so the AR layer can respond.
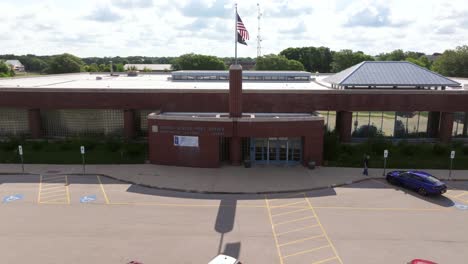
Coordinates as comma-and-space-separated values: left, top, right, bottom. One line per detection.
1, 0, 467, 58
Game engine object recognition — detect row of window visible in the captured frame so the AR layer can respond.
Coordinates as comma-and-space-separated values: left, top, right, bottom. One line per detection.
172, 75, 310, 81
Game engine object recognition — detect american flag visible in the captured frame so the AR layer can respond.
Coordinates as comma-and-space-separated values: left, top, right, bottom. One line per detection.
236, 13, 249, 42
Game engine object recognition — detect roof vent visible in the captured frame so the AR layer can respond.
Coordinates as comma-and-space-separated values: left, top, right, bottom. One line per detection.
96, 76, 102, 80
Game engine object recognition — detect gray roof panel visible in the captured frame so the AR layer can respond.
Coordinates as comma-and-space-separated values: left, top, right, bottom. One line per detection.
324, 61, 461, 87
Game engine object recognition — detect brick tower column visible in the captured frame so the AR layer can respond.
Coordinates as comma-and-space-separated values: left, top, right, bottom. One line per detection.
439, 112, 454, 143
427, 111, 440, 138
124, 109, 136, 139
229, 64, 243, 165
28, 108, 42, 139
336, 111, 352, 143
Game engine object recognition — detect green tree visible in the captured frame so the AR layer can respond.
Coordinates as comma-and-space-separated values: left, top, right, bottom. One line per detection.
255, 54, 305, 71
378, 49, 406, 61
432, 45, 468, 77
115, 63, 125, 72
0, 61, 10, 74
279, 46, 332, 72
171, 53, 226, 70
48, 53, 84, 74
406, 56, 431, 69
331, 50, 374, 72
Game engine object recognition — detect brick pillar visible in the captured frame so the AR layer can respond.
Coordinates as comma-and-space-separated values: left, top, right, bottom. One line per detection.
229, 64, 242, 118
229, 64, 243, 165
28, 108, 42, 139
123, 109, 136, 139
302, 131, 323, 166
230, 134, 242, 166
336, 111, 352, 143
427, 111, 440, 138
463, 112, 468, 137
439, 112, 454, 143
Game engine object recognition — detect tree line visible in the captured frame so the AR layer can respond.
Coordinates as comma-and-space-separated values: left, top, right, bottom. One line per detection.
1, 45, 467, 77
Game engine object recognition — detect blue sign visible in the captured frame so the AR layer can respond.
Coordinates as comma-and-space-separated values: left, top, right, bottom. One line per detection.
454, 203, 468, 211
2, 194, 23, 203
80, 195, 97, 203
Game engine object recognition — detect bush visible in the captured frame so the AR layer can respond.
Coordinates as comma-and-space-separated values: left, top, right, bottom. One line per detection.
59, 140, 75, 151
31, 140, 48, 151
105, 138, 122, 152
123, 143, 143, 157
433, 143, 449, 156
368, 137, 391, 155
1, 138, 22, 151
80, 139, 98, 151
462, 146, 468, 155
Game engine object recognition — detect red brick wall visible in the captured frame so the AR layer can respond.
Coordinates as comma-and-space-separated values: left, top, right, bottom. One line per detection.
2, 91, 468, 112
147, 118, 324, 167
147, 119, 233, 168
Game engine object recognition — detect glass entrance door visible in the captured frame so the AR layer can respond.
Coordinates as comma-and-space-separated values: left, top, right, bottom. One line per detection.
250, 137, 302, 165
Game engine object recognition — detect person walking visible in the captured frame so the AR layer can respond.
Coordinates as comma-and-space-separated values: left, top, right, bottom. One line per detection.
363, 155, 370, 176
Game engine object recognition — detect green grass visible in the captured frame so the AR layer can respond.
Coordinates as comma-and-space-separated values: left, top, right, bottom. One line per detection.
0, 140, 147, 164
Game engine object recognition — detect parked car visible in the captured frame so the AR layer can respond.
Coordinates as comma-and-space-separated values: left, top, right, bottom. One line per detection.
386, 170, 447, 196
208, 254, 242, 264
408, 259, 437, 264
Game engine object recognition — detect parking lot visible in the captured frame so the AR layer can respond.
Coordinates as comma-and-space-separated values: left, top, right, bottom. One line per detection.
1, 173, 468, 264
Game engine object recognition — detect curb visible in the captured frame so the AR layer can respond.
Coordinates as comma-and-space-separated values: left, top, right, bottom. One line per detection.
2, 171, 467, 195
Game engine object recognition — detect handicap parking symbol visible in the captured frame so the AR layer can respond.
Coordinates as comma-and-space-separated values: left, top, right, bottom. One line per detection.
80, 195, 97, 203
2, 194, 24, 203
454, 203, 468, 211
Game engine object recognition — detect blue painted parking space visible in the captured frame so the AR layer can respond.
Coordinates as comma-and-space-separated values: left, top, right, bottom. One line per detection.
3, 194, 24, 203
80, 195, 97, 203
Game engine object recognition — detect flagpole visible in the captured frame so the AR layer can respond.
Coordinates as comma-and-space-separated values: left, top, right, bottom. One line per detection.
235, 3, 238, 65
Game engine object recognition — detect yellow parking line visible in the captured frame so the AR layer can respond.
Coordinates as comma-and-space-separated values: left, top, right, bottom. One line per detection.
283, 245, 330, 259
65, 175, 70, 204
272, 208, 310, 217
40, 197, 67, 203
40, 192, 67, 199
304, 195, 344, 264
274, 216, 316, 226
108, 202, 265, 208
313, 206, 449, 212
278, 234, 325, 247
37, 175, 43, 204
40, 189, 67, 195
41, 175, 66, 181
268, 192, 305, 202
270, 201, 307, 208
311, 256, 338, 264
453, 192, 468, 198
40, 201, 68, 204
264, 196, 284, 264
276, 224, 320, 236
97, 175, 110, 204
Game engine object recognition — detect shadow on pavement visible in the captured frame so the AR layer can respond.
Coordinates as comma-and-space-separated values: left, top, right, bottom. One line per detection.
214, 199, 240, 258
341, 178, 458, 207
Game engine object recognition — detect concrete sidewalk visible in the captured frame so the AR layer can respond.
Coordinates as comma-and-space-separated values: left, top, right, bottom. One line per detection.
1, 163, 467, 194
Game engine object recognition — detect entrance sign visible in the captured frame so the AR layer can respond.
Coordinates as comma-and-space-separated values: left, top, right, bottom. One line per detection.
80, 146, 85, 154
384, 150, 388, 158
451, 151, 455, 159
174, 136, 199, 147
18, 145, 23, 156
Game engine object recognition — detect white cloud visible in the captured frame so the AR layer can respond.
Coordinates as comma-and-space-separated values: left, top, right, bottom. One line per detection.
0, 0, 467, 57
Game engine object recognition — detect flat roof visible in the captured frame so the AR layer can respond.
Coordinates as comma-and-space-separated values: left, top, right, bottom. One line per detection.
0, 73, 465, 92
0, 73, 328, 90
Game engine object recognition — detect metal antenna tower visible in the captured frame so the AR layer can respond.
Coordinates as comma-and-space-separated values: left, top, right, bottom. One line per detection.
257, 3, 262, 58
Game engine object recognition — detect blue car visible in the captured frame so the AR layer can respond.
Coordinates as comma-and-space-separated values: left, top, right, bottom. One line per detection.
386, 170, 447, 196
